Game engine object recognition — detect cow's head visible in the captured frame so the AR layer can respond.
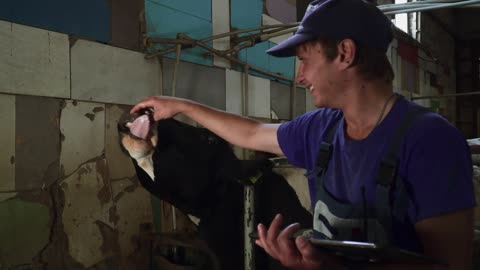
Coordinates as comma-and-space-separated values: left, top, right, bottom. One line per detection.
117, 113, 252, 218
117, 108, 157, 160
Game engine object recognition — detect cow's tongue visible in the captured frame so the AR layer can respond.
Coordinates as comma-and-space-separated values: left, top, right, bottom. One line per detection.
128, 115, 151, 140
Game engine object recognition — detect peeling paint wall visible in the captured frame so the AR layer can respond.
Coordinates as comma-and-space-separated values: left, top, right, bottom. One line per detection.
0, 19, 159, 269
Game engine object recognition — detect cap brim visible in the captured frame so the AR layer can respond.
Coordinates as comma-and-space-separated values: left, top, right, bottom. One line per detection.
266, 33, 314, 57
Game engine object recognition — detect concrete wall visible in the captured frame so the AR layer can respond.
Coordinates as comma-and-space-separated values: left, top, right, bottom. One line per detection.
0, 21, 159, 269
420, 10, 457, 108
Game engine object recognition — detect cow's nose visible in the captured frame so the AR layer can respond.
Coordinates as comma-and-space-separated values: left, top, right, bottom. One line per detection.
117, 122, 130, 133
117, 114, 136, 133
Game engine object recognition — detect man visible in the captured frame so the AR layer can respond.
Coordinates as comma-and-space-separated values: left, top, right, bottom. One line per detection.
130, 0, 475, 269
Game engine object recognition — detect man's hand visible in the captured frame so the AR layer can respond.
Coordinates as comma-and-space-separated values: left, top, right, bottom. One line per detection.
131, 96, 189, 121
255, 214, 343, 270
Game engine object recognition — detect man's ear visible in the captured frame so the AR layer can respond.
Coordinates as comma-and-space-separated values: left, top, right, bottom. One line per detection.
337, 39, 357, 70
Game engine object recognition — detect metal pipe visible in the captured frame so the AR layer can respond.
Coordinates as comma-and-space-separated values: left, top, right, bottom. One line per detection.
171, 43, 182, 98
384, 0, 480, 15
243, 65, 249, 116
146, 23, 298, 59
259, 28, 297, 42
218, 27, 297, 56
411, 91, 480, 100
146, 34, 294, 82
244, 185, 255, 270
170, 42, 182, 260
224, 41, 256, 56
241, 64, 255, 270
232, 26, 297, 43
145, 0, 479, 60
146, 47, 178, 59
379, 0, 459, 11
147, 37, 195, 46
200, 23, 300, 43
190, 38, 293, 82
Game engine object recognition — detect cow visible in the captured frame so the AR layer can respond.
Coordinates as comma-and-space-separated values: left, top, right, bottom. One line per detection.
118, 110, 313, 270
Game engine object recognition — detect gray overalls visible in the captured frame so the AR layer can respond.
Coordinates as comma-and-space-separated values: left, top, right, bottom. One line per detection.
306, 107, 427, 247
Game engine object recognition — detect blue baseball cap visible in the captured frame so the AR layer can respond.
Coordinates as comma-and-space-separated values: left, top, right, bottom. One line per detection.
266, 0, 393, 57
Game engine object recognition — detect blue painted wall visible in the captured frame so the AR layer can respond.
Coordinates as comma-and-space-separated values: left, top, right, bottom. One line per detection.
231, 0, 263, 30
231, 0, 294, 82
0, 0, 111, 43
268, 41, 295, 82
144, 0, 295, 82
148, 0, 211, 21
145, 0, 213, 66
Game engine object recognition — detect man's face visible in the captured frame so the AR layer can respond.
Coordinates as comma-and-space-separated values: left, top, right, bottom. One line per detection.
295, 42, 343, 108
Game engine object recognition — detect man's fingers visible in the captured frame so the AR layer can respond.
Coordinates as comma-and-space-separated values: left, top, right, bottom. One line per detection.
255, 239, 264, 248
130, 98, 154, 114
295, 237, 323, 262
257, 223, 276, 255
266, 214, 283, 242
130, 103, 147, 114
277, 222, 301, 242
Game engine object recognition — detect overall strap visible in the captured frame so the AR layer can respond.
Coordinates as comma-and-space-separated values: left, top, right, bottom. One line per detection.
314, 118, 342, 175
375, 106, 429, 241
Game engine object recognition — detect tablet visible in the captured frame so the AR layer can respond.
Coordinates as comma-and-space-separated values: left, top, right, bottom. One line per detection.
249, 232, 445, 265
309, 238, 447, 265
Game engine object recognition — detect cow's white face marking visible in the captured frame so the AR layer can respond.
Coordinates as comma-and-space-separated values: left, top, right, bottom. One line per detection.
120, 119, 157, 181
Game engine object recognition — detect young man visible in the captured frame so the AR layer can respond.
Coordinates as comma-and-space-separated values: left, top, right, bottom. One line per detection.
131, 0, 475, 269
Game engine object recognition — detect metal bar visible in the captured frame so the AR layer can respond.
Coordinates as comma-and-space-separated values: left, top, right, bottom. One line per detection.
145, 47, 178, 59
232, 26, 297, 43
146, 34, 293, 82
171, 43, 182, 98
222, 41, 256, 56
146, 26, 296, 60
144, 0, 478, 60
244, 185, 255, 270
243, 65, 249, 116
191, 38, 293, 82
379, 0, 455, 11
147, 37, 195, 46
242, 64, 255, 270
200, 23, 300, 43
384, 0, 480, 15
411, 91, 480, 100
259, 28, 297, 42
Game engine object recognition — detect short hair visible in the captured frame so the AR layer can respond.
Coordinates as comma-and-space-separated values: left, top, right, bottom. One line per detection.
310, 38, 395, 84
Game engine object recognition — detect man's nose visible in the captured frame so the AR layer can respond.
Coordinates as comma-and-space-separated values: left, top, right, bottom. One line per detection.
296, 63, 306, 85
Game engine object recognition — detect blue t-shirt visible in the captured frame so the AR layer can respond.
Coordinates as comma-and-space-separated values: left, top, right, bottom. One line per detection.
277, 95, 475, 252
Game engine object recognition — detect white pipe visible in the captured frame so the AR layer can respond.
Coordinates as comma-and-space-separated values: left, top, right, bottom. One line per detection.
384, 0, 480, 15
380, 0, 462, 9
381, 3, 442, 12
411, 91, 480, 100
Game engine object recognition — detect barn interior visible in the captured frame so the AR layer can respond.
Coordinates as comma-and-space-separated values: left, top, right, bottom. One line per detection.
1, 0, 480, 269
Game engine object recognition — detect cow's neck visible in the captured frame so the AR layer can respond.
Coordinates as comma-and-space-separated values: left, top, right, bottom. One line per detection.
135, 154, 155, 181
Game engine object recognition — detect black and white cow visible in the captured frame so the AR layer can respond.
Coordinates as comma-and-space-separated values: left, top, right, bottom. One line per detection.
118, 111, 312, 270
